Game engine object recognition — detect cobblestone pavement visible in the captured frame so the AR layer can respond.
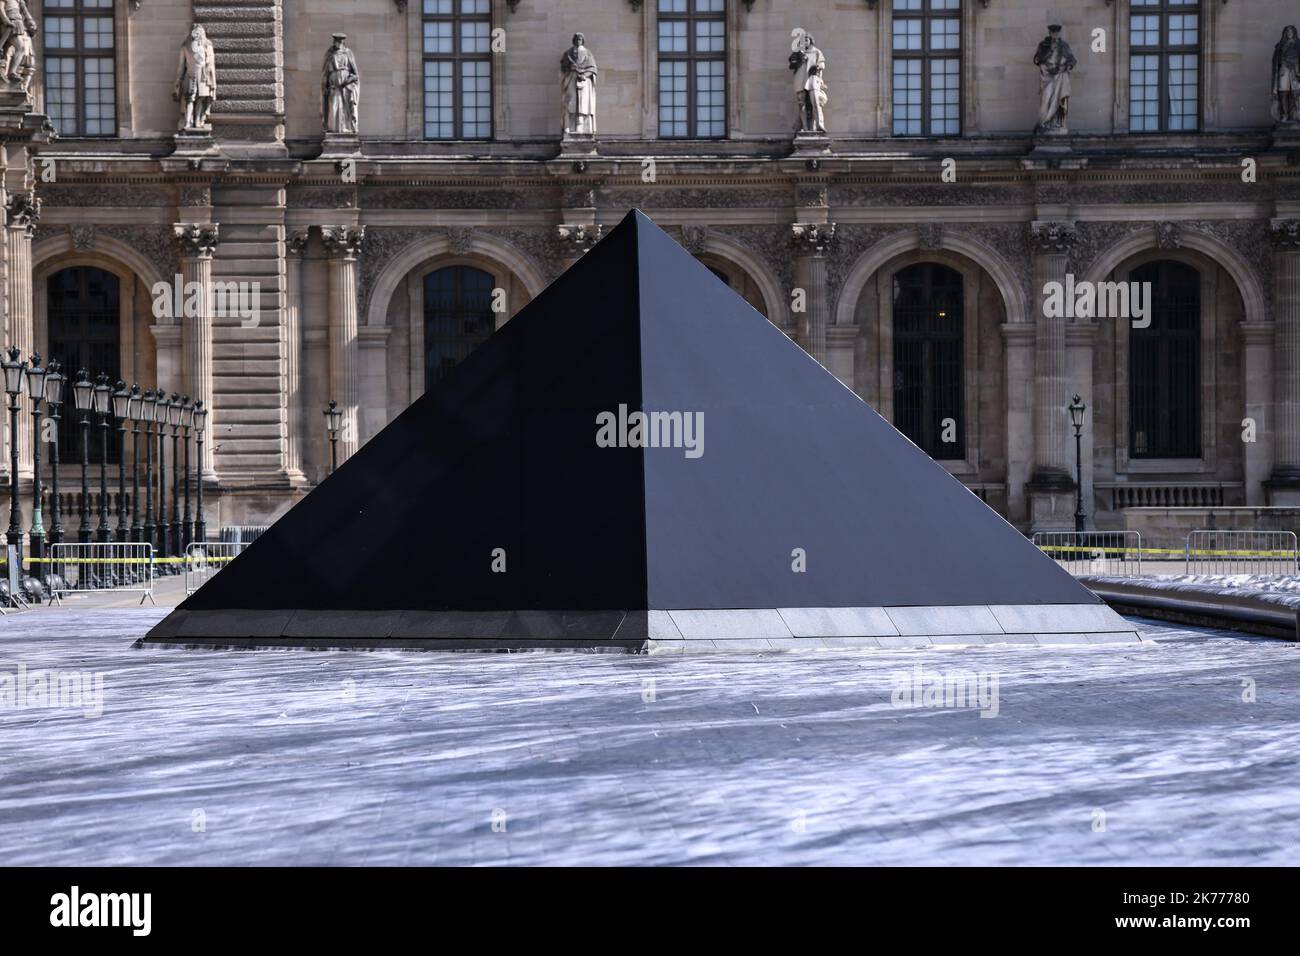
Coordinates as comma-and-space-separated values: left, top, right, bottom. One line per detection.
0, 610, 1296, 865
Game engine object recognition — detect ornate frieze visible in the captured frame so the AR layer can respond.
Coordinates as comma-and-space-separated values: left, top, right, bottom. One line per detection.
1155, 220, 1181, 250
357, 226, 557, 319
361, 187, 543, 210
917, 222, 944, 251
39, 184, 171, 207
599, 187, 787, 210
320, 225, 366, 258
1029, 220, 1077, 255
446, 226, 475, 255
70, 224, 96, 251
287, 185, 358, 210
712, 223, 795, 292
173, 221, 220, 258
679, 225, 708, 256
179, 184, 212, 207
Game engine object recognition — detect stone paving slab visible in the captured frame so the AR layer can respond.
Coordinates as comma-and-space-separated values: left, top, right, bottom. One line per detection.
0, 609, 1295, 865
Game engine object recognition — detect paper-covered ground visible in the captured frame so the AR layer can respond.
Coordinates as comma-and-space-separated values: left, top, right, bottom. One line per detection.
0, 610, 1296, 865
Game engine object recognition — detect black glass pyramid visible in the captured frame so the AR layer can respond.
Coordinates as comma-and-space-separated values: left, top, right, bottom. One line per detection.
144, 210, 1138, 651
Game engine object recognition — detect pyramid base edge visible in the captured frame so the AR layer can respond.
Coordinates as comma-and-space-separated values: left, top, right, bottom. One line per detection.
137, 605, 1145, 653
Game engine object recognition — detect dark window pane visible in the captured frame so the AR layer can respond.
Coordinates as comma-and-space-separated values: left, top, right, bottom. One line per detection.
46, 267, 122, 465
424, 266, 496, 390
892, 262, 964, 460
1129, 260, 1201, 458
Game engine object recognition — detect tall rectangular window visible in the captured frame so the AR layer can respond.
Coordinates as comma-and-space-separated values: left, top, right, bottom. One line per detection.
892, 0, 961, 136
658, 0, 726, 139
43, 0, 116, 136
423, 0, 492, 140
1129, 0, 1200, 132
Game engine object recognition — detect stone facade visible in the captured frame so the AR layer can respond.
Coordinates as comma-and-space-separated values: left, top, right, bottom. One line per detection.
1, 1, 1299, 537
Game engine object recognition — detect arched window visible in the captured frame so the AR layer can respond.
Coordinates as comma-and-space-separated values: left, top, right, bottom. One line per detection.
424, 265, 495, 390
47, 266, 121, 463
1130, 260, 1200, 458
893, 262, 963, 459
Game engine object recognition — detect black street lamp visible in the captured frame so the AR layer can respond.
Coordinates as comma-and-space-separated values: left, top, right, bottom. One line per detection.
3, 347, 26, 567
169, 393, 182, 559
112, 381, 130, 542
181, 398, 193, 550
141, 389, 156, 552
44, 362, 65, 548
93, 373, 111, 544
1068, 394, 1087, 537
324, 399, 342, 476
72, 369, 93, 544
156, 391, 169, 560
128, 385, 143, 543
24, 353, 47, 568
194, 401, 208, 544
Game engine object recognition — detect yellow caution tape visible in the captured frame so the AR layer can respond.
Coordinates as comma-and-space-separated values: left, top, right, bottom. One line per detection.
1038, 545, 1297, 558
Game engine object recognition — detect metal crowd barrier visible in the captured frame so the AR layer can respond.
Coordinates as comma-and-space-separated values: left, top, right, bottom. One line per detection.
184, 541, 246, 595
1184, 530, 1299, 576
45, 542, 156, 605
1033, 531, 1144, 577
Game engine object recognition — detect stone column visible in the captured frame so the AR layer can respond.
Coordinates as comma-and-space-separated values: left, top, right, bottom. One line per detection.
321, 225, 364, 463
1242, 320, 1275, 507
1026, 220, 1078, 530
6, 192, 37, 475
1002, 323, 1036, 528
1268, 219, 1300, 503
281, 228, 308, 484
174, 222, 219, 480
791, 221, 836, 365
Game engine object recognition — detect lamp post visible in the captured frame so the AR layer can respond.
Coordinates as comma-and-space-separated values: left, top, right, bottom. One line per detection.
72, 370, 93, 544
156, 392, 169, 561
1068, 394, 1087, 538
112, 381, 130, 543
194, 401, 207, 544
128, 385, 143, 543
169, 393, 181, 559
45, 362, 65, 548
24, 353, 47, 568
142, 389, 156, 552
324, 399, 342, 476
3, 347, 26, 568
93, 373, 111, 544
181, 398, 193, 550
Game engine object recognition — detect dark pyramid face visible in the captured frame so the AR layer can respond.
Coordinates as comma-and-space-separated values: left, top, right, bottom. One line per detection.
171, 209, 1096, 629
184, 210, 649, 612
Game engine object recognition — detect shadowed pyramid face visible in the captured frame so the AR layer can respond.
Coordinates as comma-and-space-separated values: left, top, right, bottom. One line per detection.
150, 210, 1127, 650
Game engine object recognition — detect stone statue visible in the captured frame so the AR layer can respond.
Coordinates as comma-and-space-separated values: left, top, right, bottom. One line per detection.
561, 33, 598, 136
322, 33, 361, 135
789, 31, 827, 134
174, 23, 217, 131
0, 0, 37, 94
1034, 25, 1076, 135
1273, 26, 1300, 125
